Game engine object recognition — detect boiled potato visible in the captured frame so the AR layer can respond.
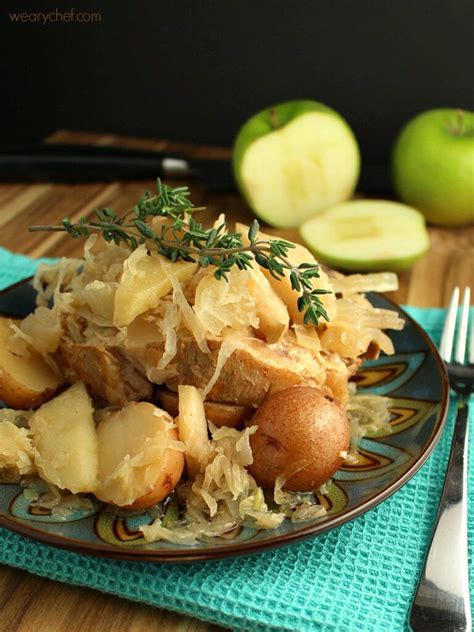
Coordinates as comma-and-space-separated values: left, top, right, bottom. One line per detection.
0, 317, 62, 409
236, 223, 337, 323
96, 402, 184, 509
247, 268, 289, 343
29, 382, 99, 493
114, 246, 197, 327
158, 387, 251, 429
249, 386, 350, 491
177, 385, 211, 477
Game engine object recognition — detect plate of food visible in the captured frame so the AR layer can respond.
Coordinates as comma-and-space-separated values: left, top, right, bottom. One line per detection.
0, 182, 449, 562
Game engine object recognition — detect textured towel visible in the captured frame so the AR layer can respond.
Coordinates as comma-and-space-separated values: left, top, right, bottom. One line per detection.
0, 247, 472, 632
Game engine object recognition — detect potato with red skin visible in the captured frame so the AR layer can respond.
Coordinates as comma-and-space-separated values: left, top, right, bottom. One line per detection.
0, 317, 62, 409
249, 386, 350, 491
95, 402, 185, 509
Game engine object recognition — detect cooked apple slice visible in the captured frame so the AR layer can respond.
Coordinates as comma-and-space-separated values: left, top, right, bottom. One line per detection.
114, 245, 197, 327
29, 382, 99, 493
247, 267, 289, 343
177, 385, 211, 478
236, 223, 337, 323
300, 200, 430, 271
96, 402, 184, 509
0, 317, 62, 409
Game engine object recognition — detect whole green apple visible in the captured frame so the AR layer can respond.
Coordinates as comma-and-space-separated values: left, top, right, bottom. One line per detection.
233, 100, 360, 228
392, 109, 474, 226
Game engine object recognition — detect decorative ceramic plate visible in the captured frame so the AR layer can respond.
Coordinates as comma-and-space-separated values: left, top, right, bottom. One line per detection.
0, 279, 449, 563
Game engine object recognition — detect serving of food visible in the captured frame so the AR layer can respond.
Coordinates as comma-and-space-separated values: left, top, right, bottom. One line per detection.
0, 181, 448, 560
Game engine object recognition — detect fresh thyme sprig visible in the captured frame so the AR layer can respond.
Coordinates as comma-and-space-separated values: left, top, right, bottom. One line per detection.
29, 180, 331, 325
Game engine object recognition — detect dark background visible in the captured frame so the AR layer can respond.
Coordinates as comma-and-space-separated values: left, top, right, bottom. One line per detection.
1, 0, 473, 176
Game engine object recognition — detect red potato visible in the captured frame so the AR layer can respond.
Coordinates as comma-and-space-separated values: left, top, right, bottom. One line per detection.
95, 402, 184, 509
0, 317, 62, 409
249, 386, 350, 491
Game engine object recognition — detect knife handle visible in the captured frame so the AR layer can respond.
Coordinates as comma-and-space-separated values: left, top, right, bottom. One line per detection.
0, 144, 190, 182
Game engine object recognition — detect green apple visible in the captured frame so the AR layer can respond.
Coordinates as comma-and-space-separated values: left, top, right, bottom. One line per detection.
233, 100, 360, 228
392, 109, 474, 226
299, 200, 430, 271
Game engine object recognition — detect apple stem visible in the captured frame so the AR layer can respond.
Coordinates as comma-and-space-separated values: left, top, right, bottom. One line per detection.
448, 109, 465, 136
269, 108, 280, 129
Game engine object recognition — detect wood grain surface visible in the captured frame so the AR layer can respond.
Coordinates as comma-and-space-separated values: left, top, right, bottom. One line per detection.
0, 131, 473, 632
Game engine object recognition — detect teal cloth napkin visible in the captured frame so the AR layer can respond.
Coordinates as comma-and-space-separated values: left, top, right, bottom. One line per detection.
0, 247, 472, 632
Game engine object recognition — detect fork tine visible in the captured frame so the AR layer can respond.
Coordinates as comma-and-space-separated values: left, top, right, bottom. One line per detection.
440, 287, 459, 362
455, 287, 471, 364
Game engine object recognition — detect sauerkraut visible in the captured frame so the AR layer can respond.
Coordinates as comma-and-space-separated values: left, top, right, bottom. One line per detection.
22, 478, 96, 520
0, 420, 36, 480
140, 424, 287, 543
346, 393, 393, 459
1, 219, 404, 542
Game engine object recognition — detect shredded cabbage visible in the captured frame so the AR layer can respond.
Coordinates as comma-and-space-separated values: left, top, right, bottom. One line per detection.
194, 268, 259, 336
201, 334, 239, 399
33, 257, 82, 307
167, 272, 210, 354
320, 295, 404, 358
156, 302, 180, 370
22, 479, 96, 519
16, 306, 62, 354
13, 233, 406, 542
0, 419, 36, 478
273, 462, 327, 523
139, 424, 287, 543
347, 392, 393, 455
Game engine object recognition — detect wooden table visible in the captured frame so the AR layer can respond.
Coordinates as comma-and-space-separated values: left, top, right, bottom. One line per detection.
0, 131, 473, 632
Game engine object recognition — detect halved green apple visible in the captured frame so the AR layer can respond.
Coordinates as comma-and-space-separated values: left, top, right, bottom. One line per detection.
233, 100, 360, 228
299, 200, 430, 271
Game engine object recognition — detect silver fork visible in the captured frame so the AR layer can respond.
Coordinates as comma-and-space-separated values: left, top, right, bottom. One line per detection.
409, 287, 473, 631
